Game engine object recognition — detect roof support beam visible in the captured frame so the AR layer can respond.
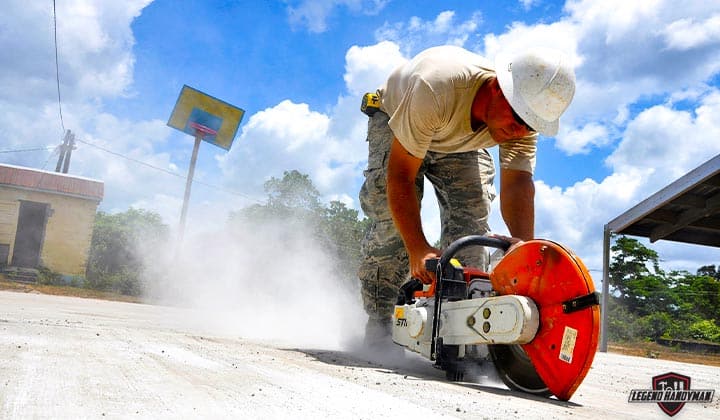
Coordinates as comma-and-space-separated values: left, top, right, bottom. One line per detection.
649, 191, 720, 242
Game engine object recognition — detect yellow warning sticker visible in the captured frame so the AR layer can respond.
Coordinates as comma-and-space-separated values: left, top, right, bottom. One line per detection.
394, 307, 405, 319
559, 326, 578, 364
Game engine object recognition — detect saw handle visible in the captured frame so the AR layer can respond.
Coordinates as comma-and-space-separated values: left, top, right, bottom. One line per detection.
438, 235, 511, 267
412, 236, 511, 299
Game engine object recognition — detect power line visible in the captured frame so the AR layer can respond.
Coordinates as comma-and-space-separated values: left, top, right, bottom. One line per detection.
0, 145, 58, 174
73, 137, 258, 201
52, 0, 65, 133
41, 145, 61, 170
0, 147, 54, 154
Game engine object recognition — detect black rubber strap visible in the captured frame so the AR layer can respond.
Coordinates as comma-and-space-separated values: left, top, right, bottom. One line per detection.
562, 292, 600, 313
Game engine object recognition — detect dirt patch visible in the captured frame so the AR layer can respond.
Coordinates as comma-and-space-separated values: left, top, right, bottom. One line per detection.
609, 341, 720, 367
0, 278, 142, 304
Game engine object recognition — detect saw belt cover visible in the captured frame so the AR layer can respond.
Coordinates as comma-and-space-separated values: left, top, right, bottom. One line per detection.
490, 240, 600, 401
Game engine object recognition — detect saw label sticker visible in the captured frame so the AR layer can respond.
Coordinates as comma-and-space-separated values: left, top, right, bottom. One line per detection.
559, 326, 578, 364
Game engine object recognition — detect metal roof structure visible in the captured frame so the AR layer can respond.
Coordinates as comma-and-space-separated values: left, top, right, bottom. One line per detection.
599, 153, 720, 351
606, 153, 720, 246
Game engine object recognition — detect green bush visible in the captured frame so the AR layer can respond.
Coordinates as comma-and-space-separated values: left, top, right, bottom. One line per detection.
86, 208, 168, 296
688, 319, 720, 343
638, 312, 675, 340
37, 266, 64, 286
607, 301, 644, 342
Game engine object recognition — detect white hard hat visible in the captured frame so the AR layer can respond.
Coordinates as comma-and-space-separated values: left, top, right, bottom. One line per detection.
495, 48, 575, 136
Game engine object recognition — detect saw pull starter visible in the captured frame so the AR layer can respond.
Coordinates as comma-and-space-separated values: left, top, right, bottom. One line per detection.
391, 236, 601, 401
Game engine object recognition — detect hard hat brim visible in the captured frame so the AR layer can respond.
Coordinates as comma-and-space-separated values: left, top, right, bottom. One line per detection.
495, 52, 560, 137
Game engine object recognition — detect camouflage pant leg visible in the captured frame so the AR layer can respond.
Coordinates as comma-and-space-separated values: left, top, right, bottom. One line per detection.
358, 111, 423, 322
357, 216, 410, 322
424, 149, 496, 269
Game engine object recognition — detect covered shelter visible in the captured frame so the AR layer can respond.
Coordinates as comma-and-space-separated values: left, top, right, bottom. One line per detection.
600, 153, 720, 351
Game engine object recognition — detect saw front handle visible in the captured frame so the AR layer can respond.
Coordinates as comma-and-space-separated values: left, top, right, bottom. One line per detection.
412, 236, 511, 299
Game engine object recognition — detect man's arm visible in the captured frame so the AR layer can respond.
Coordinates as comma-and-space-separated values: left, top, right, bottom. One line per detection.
386, 137, 440, 284
499, 167, 535, 241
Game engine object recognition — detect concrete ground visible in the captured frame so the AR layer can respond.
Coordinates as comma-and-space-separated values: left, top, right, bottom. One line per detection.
0, 290, 718, 419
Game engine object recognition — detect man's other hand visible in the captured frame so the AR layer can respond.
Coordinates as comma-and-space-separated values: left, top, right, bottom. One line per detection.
488, 233, 525, 254
410, 246, 441, 284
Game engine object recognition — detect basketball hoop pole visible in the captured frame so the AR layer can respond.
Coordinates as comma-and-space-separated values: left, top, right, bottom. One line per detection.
178, 131, 202, 243
167, 85, 243, 244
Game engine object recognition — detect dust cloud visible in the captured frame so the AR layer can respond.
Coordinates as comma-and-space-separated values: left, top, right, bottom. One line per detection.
141, 218, 368, 351
136, 218, 509, 389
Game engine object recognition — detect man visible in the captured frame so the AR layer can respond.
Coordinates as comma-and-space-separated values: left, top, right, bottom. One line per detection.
358, 45, 576, 344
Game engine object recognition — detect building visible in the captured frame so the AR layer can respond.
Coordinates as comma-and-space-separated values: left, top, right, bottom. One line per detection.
0, 164, 103, 279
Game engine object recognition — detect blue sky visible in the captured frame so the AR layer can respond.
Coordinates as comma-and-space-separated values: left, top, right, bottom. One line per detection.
1, 0, 719, 274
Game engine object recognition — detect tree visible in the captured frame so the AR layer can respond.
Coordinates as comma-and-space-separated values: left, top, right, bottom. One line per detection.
608, 236, 720, 344
697, 264, 719, 279
232, 170, 322, 225
609, 236, 674, 316
265, 170, 321, 211
86, 208, 169, 296
671, 269, 720, 322
229, 170, 369, 287
318, 200, 370, 281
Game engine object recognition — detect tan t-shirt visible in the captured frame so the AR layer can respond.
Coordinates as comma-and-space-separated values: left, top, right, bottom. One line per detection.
378, 45, 537, 173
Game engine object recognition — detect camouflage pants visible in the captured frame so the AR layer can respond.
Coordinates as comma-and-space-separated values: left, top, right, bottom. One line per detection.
358, 111, 496, 322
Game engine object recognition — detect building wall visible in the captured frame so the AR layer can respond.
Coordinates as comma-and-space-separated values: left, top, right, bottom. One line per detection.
0, 186, 99, 276
0, 200, 20, 264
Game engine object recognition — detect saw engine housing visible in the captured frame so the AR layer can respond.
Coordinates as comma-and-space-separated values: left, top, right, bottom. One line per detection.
391, 236, 600, 401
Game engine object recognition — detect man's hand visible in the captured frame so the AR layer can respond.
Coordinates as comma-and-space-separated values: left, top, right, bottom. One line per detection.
488, 233, 525, 254
409, 245, 442, 284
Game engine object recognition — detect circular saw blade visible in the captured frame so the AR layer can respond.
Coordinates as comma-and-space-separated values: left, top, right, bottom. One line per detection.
488, 344, 551, 397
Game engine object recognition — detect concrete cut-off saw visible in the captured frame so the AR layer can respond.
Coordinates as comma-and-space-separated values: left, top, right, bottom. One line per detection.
392, 236, 600, 401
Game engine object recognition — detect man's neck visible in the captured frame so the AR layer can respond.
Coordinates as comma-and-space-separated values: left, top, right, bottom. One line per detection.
470, 77, 494, 131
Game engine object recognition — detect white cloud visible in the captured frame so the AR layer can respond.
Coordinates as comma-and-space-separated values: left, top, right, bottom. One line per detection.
519, 0, 540, 10
250, 100, 330, 152
663, 15, 720, 50
375, 10, 483, 55
217, 96, 368, 207
532, 168, 651, 268
218, 100, 329, 186
556, 122, 610, 155
607, 91, 720, 181
0, 0, 151, 108
343, 41, 406, 96
285, 0, 389, 33
482, 20, 579, 63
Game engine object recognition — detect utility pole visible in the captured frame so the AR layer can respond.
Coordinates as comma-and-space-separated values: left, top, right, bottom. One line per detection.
55, 130, 70, 172
62, 131, 75, 173
55, 129, 75, 173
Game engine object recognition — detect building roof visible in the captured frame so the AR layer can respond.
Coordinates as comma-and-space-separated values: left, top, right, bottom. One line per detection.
606, 154, 720, 247
0, 164, 104, 201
